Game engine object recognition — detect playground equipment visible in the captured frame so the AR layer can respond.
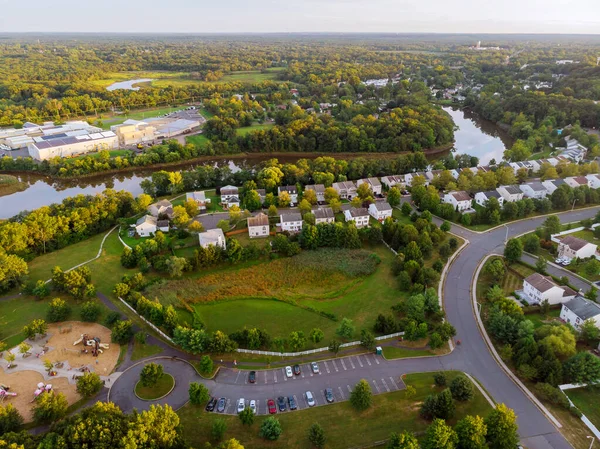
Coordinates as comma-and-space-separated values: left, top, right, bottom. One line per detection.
0, 384, 17, 402
73, 334, 109, 356
32, 382, 53, 401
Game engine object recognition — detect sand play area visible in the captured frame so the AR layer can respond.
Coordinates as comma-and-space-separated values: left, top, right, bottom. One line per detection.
0, 321, 120, 422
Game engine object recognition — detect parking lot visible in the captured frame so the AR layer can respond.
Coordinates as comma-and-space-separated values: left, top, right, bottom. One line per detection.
207, 353, 406, 415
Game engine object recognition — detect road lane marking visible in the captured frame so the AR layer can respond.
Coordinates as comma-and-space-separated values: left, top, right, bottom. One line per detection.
389, 377, 399, 390
372, 379, 381, 393
348, 357, 355, 369
340, 359, 347, 370
381, 378, 390, 392
338, 386, 345, 399
356, 356, 363, 367
332, 360, 339, 372
324, 361, 331, 373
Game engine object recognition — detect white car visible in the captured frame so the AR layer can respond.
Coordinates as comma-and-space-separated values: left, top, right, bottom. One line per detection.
249, 400, 256, 413
285, 366, 293, 378
306, 391, 315, 407
311, 362, 319, 374
237, 398, 245, 413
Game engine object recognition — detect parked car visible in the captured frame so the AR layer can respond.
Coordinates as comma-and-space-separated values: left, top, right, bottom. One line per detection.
325, 388, 334, 403
217, 398, 226, 413
248, 371, 256, 383
306, 391, 316, 407
267, 399, 277, 414
277, 396, 287, 412
205, 397, 217, 412
311, 362, 319, 374
288, 396, 297, 410
249, 400, 256, 413
285, 366, 293, 378
293, 364, 301, 375
237, 398, 245, 414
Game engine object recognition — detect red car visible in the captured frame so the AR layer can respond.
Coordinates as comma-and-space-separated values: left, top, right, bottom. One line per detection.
267, 399, 277, 414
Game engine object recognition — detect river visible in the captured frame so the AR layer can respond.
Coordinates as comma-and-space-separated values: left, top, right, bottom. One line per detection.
106, 78, 154, 91
0, 110, 510, 219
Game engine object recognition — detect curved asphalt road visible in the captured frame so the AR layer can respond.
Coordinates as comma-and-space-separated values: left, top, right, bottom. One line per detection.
109, 207, 600, 449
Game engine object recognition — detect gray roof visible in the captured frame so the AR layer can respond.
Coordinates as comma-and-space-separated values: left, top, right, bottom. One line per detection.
481, 190, 501, 199
306, 184, 326, 193
313, 207, 334, 219
136, 215, 156, 226
551, 179, 566, 187
279, 185, 298, 194
560, 235, 593, 251
526, 182, 547, 192
280, 213, 302, 223
349, 207, 369, 218
501, 185, 522, 195
372, 201, 392, 211
525, 273, 557, 293
564, 296, 600, 320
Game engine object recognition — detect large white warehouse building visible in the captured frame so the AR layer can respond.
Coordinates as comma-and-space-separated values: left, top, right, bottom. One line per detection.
27, 131, 119, 161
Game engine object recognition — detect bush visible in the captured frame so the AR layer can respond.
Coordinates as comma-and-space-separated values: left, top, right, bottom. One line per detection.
80, 301, 102, 322
212, 419, 227, 441
308, 422, 326, 449
239, 407, 255, 426
449, 375, 474, 401
533, 383, 570, 410
188, 382, 210, 405
46, 298, 71, 323
260, 416, 283, 440
0, 403, 23, 434
134, 332, 147, 345
139, 363, 163, 387
350, 379, 372, 410
199, 355, 214, 375
111, 320, 133, 345
104, 311, 121, 327
33, 392, 68, 423
434, 372, 447, 387
76, 372, 103, 398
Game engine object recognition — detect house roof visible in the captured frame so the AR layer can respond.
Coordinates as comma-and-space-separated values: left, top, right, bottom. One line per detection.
372, 201, 392, 212
248, 213, 269, 227
349, 207, 369, 218
551, 179, 566, 187
525, 182, 547, 192
560, 235, 594, 252
279, 185, 298, 194
313, 207, 334, 219
564, 296, 600, 320
525, 273, 558, 293
157, 219, 170, 228
221, 185, 239, 194
481, 190, 501, 200
199, 228, 225, 246
136, 215, 157, 227
501, 185, 522, 195
186, 191, 206, 202
153, 199, 172, 208
226, 196, 240, 203
333, 181, 356, 191
280, 213, 302, 223
451, 191, 471, 202
255, 189, 266, 196
367, 177, 382, 187
306, 184, 325, 193
573, 176, 589, 185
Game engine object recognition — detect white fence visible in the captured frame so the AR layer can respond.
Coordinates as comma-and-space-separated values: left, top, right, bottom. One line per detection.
236, 331, 405, 357
550, 224, 600, 243
559, 383, 600, 439
117, 296, 174, 344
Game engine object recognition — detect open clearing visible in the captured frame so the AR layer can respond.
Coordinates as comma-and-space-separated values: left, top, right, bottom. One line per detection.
565, 386, 600, 430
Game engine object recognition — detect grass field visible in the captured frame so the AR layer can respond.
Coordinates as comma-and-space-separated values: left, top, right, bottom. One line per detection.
525, 308, 561, 329
131, 341, 164, 361
135, 373, 174, 400
236, 123, 275, 136
217, 68, 285, 84
178, 371, 492, 449
186, 134, 209, 148
86, 231, 137, 296
64, 149, 133, 163
565, 386, 600, 430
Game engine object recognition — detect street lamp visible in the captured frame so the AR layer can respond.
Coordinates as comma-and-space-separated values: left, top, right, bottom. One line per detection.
588, 436, 595, 449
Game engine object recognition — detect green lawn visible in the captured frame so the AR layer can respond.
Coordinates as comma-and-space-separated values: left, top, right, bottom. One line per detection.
86, 231, 137, 296
131, 341, 164, 361
217, 68, 285, 84
382, 345, 438, 359
135, 373, 174, 400
524, 308, 562, 329
236, 123, 274, 136
186, 134, 209, 148
63, 149, 133, 163
566, 386, 600, 430
178, 371, 492, 449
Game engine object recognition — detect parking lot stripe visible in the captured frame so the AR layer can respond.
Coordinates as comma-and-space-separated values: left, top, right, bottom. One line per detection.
332, 360, 339, 372
356, 356, 363, 368
338, 386, 345, 399
365, 355, 372, 366
340, 359, 347, 370
348, 357, 355, 369
374, 355, 380, 365
389, 377, 399, 390
347, 384, 352, 393
293, 394, 300, 410
224, 399, 232, 414
372, 379, 381, 393
235, 371, 241, 384
255, 400, 260, 415
282, 368, 288, 381
264, 372, 268, 384
324, 361, 331, 374
381, 378, 390, 392
274, 371, 278, 383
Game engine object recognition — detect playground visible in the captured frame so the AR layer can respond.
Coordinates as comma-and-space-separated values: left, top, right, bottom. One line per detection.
0, 321, 119, 422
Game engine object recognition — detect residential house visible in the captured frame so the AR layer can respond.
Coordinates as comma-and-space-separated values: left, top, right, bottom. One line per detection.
368, 201, 393, 221
586, 174, 600, 189
560, 296, 600, 330
305, 184, 326, 203
443, 191, 473, 212
313, 207, 335, 224
156, 219, 170, 233
496, 185, 524, 203
199, 228, 227, 250
255, 189, 266, 204
148, 199, 174, 219
247, 213, 270, 238
565, 176, 589, 189
528, 160, 542, 172
280, 213, 303, 233
381, 175, 405, 189
558, 235, 598, 260
474, 190, 504, 207
134, 215, 157, 238
542, 179, 566, 194
559, 137, 587, 163
220, 185, 240, 208
186, 191, 210, 211
344, 207, 370, 228
356, 177, 382, 195
404, 172, 428, 187
278, 185, 299, 205
332, 181, 357, 200
519, 182, 549, 199
520, 273, 577, 305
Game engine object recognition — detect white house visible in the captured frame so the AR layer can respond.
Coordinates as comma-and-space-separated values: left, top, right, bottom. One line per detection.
313, 207, 335, 224
278, 185, 299, 205
528, 160, 542, 172
474, 190, 504, 207
565, 176, 589, 189
199, 228, 227, 250
305, 184, 326, 202
404, 172, 428, 187
368, 201, 393, 221
560, 296, 600, 330
344, 207, 370, 228
220, 185, 240, 208
520, 273, 577, 305
247, 213, 270, 238
356, 177, 382, 195
148, 199, 174, 219
496, 185, 524, 203
443, 191, 472, 212
559, 137, 587, 163
586, 174, 600, 189
558, 235, 598, 260
134, 215, 157, 238
186, 191, 210, 211
280, 213, 303, 233
332, 181, 357, 200
542, 179, 566, 194
381, 175, 405, 189
519, 182, 549, 199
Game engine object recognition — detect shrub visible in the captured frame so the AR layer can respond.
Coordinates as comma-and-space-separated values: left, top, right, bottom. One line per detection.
134, 332, 147, 345
111, 320, 133, 345
33, 392, 68, 423
434, 372, 447, 387
76, 372, 103, 398
449, 375, 474, 401
308, 422, 326, 449
104, 311, 121, 327
188, 382, 210, 405
199, 355, 214, 375
46, 298, 71, 323
212, 419, 227, 441
239, 407, 255, 426
259, 416, 283, 440
140, 363, 164, 388
80, 301, 102, 322
0, 403, 23, 434
533, 383, 570, 410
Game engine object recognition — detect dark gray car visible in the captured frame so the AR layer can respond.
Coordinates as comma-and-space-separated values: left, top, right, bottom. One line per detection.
325, 388, 334, 403
288, 395, 297, 410
217, 397, 226, 413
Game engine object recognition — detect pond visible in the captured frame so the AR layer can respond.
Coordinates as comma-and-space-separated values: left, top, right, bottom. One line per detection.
443, 106, 514, 165
106, 79, 154, 91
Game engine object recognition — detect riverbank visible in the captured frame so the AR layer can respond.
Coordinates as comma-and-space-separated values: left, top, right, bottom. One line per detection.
0, 174, 27, 197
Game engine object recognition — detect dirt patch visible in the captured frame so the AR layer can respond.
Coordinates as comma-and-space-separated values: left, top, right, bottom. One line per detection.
0, 368, 79, 422
45, 321, 120, 376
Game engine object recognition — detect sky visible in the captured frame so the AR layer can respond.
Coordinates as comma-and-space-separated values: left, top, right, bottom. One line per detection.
0, 0, 599, 34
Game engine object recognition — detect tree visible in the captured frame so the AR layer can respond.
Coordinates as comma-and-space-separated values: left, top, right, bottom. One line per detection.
278, 191, 291, 207
401, 202, 412, 216
268, 204, 278, 217
535, 256, 547, 274
336, 318, 355, 339
436, 388, 456, 419
299, 199, 312, 215
33, 392, 68, 423
76, 372, 103, 398
0, 404, 23, 435
387, 187, 401, 206
199, 355, 214, 375
32, 280, 50, 299
172, 205, 191, 228
325, 187, 339, 203
440, 221, 451, 232
184, 198, 199, 217
244, 190, 262, 211
239, 407, 255, 426
484, 404, 519, 449
140, 363, 163, 387
188, 221, 204, 233
189, 382, 210, 405
18, 342, 31, 356
579, 319, 600, 345
328, 340, 341, 355
485, 259, 505, 282
455, 415, 487, 449
212, 419, 227, 441
450, 375, 474, 401
585, 286, 598, 301
422, 418, 458, 449
289, 331, 307, 352
405, 385, 417, 399
360, 329, 375, 350
220, 439, 245, 449
308, 422, 326, 449
303, 189, 318, 205
543, 216, 561, 236
434, 372, 447, 386
564, 352, 600, 384
80, 301, 102, 322
350, 379, 372, 410
310, 328, 324, 344
46, 298, 71, 323
523, 234, 540, 253
387, 431, 419, 449
503, 238, 523, 264
111, 320, 133, 344
259, 416, 282, 440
